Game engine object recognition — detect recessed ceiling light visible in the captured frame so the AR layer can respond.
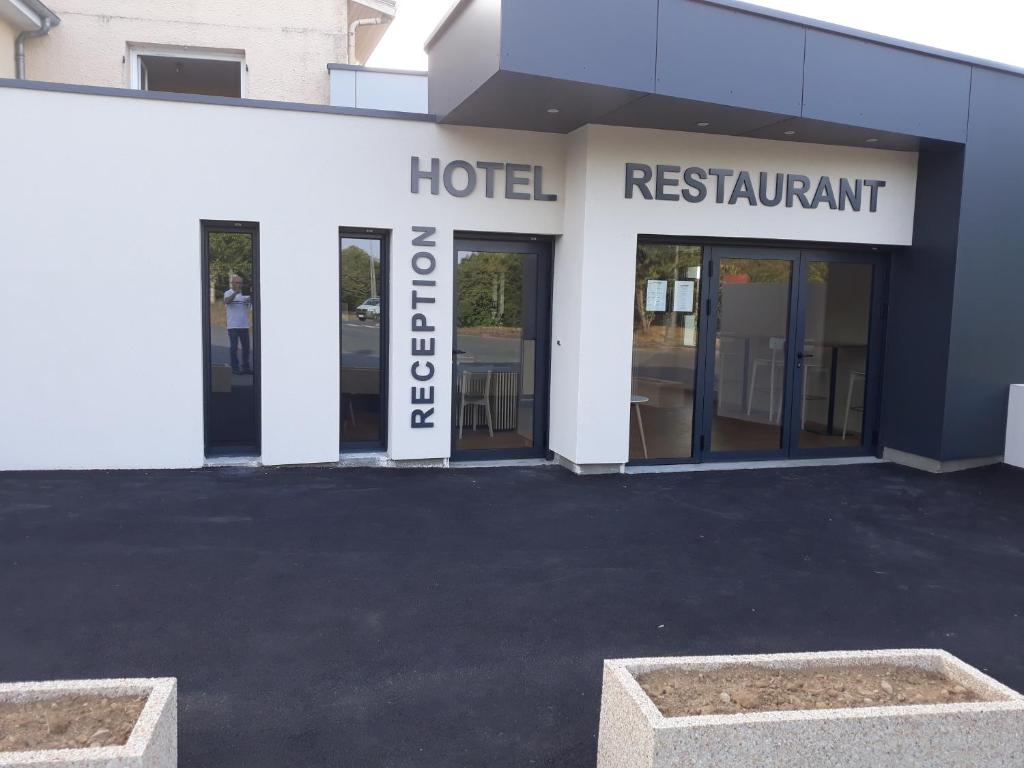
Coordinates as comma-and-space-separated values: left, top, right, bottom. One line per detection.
546, 107, 560, 114
784, 130, 796, 136
866, 137, 880, 143
696, 121, 710, 127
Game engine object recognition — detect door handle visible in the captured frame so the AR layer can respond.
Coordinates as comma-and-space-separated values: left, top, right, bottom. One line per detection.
797, 352, 814, 359
454, 349, 466, 355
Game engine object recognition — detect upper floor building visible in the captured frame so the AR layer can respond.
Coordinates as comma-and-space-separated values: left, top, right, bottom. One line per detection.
0, 0, 395, 103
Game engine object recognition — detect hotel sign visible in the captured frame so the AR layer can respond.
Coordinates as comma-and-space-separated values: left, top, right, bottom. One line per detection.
411, 157, 558, 201
408, 226, 439, 430
625, 163, 887, 212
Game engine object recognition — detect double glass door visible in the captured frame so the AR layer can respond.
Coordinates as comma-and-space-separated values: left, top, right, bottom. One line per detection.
630, 243, 887, 463
452, 238, 551, 460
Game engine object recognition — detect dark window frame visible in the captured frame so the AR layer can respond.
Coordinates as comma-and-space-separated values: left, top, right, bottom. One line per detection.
201, 220, 261, 458
339, 227, 389, 452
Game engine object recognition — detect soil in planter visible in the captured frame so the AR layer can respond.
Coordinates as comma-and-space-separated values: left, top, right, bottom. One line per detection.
0, 694, 147, 752
637, 664, 986, 717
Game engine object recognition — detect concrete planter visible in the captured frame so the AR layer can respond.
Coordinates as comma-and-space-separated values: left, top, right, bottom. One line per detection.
0, 678, 176, 768
597, 650, 1024, 768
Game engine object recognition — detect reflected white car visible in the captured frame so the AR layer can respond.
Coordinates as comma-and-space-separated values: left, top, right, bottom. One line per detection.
356, 297, 381, 321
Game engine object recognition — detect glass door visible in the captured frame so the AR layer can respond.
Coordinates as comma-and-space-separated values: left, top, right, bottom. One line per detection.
694, 245, 886, 462
700, 247, 799, 459
788, 251, 887, 456
452, 238, 551, 460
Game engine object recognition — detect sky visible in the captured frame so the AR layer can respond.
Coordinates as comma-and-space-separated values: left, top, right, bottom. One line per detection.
367, 0, 1024, 72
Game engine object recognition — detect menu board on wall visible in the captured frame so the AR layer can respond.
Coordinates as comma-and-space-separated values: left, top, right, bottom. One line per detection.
673, 280, 696, 313
645, 280, 667, 312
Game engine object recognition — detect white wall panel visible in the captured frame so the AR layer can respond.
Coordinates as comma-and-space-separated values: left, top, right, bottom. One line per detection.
0, 88, 917, 470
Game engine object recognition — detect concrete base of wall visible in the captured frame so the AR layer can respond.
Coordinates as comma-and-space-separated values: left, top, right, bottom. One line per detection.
553, 453, 625, 475
883, 447, 1003, 474
382, 457, 449, 469
1006, 385, 1024, 469
627, 456, 884, 474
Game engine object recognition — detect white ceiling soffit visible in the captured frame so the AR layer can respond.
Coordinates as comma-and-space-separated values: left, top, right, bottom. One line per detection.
0, 0, 59, 31
352, 0, 396, 17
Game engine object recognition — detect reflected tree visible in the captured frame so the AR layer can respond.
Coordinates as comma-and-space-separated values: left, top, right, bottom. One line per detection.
458, 252, 523, 328
341, 244, 380, 312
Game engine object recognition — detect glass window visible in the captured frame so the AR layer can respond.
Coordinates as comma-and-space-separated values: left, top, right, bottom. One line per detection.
135, 50, 243, 98
340, 233, 386, 449
630, 243, 703, 460
798, 261, 874, 449
204, 226, 259, 455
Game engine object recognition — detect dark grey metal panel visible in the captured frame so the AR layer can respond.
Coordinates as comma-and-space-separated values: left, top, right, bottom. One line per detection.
499, 0, 658, 92
426, 0, 501, 118
880, 143, 962, 460
597, 93, 790, 136
440, 70, 643, 132
802, 30, 971, 143
941, 68, 1024, 459
742, 116, 920, 152
655, 1, 804, 116
696, 0, 1024, 79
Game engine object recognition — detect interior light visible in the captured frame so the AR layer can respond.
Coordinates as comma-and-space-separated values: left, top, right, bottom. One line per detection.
546, 107, 560, 114
866, 137, 880, 143
696, 121, 710, 127
784, 130, 796, 136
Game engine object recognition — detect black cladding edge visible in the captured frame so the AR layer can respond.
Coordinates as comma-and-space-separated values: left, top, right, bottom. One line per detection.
0, 78, 438, 122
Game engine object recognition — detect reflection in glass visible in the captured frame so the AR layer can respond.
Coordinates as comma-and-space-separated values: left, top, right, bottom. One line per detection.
341, 235, 384, 447
206, 231, 258, 454
798, 261, 874, 449
455, 250, 535, 453
629, 243, 703, 460
710, 257, 792, 453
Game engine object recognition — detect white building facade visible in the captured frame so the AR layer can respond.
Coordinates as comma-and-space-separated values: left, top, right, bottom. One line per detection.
5, 0, 1023, 475
0, 83, 917, 472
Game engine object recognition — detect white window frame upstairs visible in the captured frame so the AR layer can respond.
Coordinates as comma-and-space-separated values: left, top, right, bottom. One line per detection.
127, 44, 248, 98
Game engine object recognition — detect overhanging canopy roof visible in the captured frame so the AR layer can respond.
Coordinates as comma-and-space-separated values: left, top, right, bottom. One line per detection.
425, 0, 1020, 151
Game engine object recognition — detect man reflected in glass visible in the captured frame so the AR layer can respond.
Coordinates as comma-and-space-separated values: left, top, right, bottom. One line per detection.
223, 274, 253, 375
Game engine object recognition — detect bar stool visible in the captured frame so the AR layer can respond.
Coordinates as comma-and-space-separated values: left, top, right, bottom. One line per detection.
747, 337, 786, 422
458, 369, 493, 438
842, 370, 866, 439
799, 343, 831, 429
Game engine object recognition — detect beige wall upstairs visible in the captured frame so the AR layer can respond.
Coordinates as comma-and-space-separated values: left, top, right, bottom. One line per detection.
23, 0, 356, 103
0, 17, 15, 78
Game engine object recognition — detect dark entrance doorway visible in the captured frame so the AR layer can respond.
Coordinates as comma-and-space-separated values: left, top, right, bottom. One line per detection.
202, 221, 260, 457
451, 237, 552, 460
630, 242, 887, 463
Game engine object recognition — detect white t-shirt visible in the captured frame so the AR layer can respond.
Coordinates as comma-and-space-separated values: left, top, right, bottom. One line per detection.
224, 290, 251, 330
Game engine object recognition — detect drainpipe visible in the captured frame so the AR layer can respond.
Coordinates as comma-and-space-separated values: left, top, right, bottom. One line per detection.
348, 16, 387, 66
15, 16, 53, 79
